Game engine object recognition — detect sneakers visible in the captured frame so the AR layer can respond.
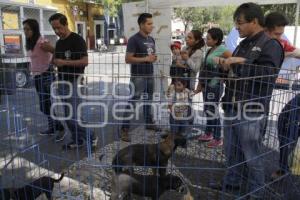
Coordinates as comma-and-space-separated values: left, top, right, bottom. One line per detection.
120, 129, 131, 142
207, 139, 223, 148
197, 133, 213, 141
39, 129, 56, 136
55, 130, 67, 142
62, 140, 84, 150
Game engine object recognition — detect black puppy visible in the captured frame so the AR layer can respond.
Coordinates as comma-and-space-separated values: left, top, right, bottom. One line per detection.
112, 134, 175, 177
111, 171, 193, 200
11, 172, 64, 200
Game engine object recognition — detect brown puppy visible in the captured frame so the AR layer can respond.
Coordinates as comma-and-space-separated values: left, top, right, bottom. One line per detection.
111, 171, 193, 200
11, 173, 64, 200
112, 134, 175, 177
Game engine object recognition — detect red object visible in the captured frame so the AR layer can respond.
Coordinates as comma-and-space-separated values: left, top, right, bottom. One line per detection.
207, 139, 223, 148
197, 133, 213, 141
170, 41, 181, 50
279, 39, 296, 52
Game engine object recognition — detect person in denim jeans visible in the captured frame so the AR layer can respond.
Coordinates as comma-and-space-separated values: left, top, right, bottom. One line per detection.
198, 83, 224, 146
120, 13, 160, 142
23, 19, 64, 138
56, 79, 96, 149
167, 78, 191, 147
121, 76, 154, 133
34, 70, 64, 137
212, 3, 284, 199
195, 28, 231, 148
49, 13, 97, 150
222, 110, 266, 199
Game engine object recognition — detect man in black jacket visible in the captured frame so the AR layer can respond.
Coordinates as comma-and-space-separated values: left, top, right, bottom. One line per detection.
215, 3, 284, 199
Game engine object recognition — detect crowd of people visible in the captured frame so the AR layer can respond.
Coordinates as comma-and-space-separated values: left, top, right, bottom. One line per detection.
23, 13, 97, 150
121, 2, 299, 199
20, 2, 300, 199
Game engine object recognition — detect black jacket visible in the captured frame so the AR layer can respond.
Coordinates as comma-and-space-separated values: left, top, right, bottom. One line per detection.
222, 31, 284, 112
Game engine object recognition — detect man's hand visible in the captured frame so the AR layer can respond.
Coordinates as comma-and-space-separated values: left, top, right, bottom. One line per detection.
224, 57, 245, 65
53, 59, 65, 67
213, 57, 230, 71
145, 54, 157, 63
40, 41, 54, 53
213, 57, 246, 71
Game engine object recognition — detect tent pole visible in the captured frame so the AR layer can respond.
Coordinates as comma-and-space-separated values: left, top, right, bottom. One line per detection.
294, 0, 300, 45
145, 0, 149, 12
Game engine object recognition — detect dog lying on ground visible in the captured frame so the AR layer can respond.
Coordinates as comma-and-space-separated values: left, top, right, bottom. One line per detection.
9, 172, 64, 200
110, 171, 194, 200
112, 134, 176, 177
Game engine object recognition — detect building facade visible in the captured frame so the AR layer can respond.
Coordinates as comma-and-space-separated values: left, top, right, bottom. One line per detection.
0, 0, 122, 52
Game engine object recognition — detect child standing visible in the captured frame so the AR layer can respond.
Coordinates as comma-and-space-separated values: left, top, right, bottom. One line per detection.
167, 78, 193, 147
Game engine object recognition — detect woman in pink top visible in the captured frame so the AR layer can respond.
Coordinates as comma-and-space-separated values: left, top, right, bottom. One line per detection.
23, 19, 64, 138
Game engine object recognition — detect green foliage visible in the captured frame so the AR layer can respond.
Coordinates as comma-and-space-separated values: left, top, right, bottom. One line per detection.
261, 3, 297, 25
173, 7, 201, 32
174, 6, 236, 34
174, 3, 298, 34
93, 0, 142, 17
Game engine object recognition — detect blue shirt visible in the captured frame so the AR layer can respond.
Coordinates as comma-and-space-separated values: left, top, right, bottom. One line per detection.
126, 32, 155, 76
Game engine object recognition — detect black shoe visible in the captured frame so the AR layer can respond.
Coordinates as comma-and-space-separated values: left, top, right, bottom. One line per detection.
55, 130, 67, 142
62, 140, 84, 150
39, 129, 55, 136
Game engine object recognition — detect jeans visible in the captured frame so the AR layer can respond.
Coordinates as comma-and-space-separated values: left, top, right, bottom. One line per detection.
34, 72, 64, 131
223, 110, 266, 198
122, 77, 154, 130
57, 79, 95, 142
277, 96, 300, 172
169, 114, 189, 136
203, 83, 223, 140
